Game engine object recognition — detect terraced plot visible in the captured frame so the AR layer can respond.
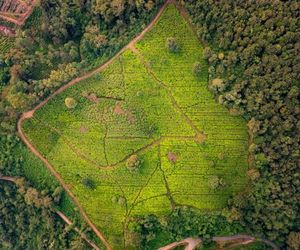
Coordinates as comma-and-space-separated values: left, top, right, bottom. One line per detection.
22, 4, 249, 248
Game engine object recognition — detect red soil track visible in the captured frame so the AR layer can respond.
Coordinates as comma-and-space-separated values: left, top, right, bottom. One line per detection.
159, 235, 279, 250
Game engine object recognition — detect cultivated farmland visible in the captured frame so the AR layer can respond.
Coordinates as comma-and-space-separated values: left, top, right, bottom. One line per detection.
0, 35, 12, 53
23, 4, 249, 248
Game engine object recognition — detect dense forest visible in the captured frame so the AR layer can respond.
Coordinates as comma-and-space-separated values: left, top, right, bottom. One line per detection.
0, 136, 89, 249
0, 0, 299, 249
184, 0, 299, 247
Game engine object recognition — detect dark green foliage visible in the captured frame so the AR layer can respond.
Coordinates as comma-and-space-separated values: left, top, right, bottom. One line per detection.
0, 181, 86, 249
166, 37, 181, 53
82, 177, 96, 189
133, 207, 244, 248
0, 135, 23, 176
0, 59, 10, 86
185, 0, 300, 247
192, 61, 202, 76
126, 154, 142, 171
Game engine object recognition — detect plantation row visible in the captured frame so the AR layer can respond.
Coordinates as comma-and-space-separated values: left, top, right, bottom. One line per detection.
23, 4, 249, 248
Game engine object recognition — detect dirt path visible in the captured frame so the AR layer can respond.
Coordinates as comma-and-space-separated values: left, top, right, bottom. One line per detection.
17, 1, 172, 248
0, 25, 15, 36
0, 176, 16, 182
19, 0, 172, 120
158, 237, 202, 250
159, 235, 279, 250
0, 176, 100, 250
17, 115, 112, 249
56, 211, 100, 250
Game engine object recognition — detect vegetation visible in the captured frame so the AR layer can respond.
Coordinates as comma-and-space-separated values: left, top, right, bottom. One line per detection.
0, 0, 298, 249
65, 97, 77, 109
0, 135, 93, 249
0, 0, 165, 248
131, 207, 244, 249
166, 37, 181, 53
22, 4, 248, 248
126, 154, 143, 172
192, 61, 202, 76
0, 181, 90, 250
185, 0, 300, 247
0, 0, 164, 133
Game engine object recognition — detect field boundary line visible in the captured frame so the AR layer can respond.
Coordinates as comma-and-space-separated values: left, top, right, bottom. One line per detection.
130, 45, 203, 136
18, 116, 112, 249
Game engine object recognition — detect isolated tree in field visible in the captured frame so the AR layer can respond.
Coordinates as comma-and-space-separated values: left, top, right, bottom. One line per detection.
65, 97, 77, 109
126, 154, 142, 171
82, 177, 95, 189
209, 176, 226, 190
193, 61, 202, 76
118, 196, 126, 206
166, 37, 180, 53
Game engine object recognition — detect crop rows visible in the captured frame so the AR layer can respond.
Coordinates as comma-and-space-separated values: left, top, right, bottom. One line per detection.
23, 4, 249, 248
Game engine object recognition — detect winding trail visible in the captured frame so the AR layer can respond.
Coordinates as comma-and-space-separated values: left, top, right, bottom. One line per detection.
17, 1, 172, 249
159, 235, 279, 250
0, 176, 99, 250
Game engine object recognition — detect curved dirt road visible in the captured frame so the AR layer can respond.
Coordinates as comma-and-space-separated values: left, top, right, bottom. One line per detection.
159, 235, 279, 250
17, 1, 172, 249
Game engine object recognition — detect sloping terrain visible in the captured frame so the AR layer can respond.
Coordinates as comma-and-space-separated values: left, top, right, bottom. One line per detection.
22, 4, 249, 248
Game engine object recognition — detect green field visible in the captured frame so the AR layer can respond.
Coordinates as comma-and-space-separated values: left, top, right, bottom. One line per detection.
0, 36, 13, 54
23, 4, 249, 248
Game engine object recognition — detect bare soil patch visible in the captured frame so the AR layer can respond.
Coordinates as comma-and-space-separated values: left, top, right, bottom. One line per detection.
167, 151, 177, 163
80, 126, 88, 134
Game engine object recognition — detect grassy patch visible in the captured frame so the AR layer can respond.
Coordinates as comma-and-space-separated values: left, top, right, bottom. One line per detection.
23, 4, 248, 248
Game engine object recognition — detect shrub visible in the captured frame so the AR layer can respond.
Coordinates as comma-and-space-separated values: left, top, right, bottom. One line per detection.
218, 52, 225, 60
218, 152, 225, 160
111, 196, 118, 203
118, 196, 126, 206
82, 177, 95, 189
209, 78, 226, 93
287, 232, 300, 250
193, 61, 202, 76
209, 176, 226, 190
65, 97, 77, 109
166, 37, 180, 53
126, 154, 142, 171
